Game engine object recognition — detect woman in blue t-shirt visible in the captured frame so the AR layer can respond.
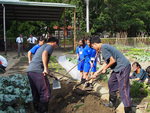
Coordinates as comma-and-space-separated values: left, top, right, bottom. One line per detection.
83, 38, 97, 87
76, 39, 85, 81
130, 62, 148, 82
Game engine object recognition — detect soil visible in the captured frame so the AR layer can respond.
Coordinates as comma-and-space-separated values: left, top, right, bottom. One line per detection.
49, 81, 115, 113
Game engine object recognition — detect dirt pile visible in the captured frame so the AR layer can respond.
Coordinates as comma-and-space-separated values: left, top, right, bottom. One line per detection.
49, 81, 115, 113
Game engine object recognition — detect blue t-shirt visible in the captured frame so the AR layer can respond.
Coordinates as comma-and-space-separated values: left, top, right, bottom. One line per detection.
132, 69, 148, 81
29, 44, 41, 54
101, 44, 130, 72
27, 44, 53, 73
83, 45, 95, 63
76, 46, 85, 61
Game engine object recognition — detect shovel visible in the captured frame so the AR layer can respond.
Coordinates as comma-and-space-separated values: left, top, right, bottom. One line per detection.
63, 57, 86, 76
52, 79, 61, 89
47, 73, 61, 89
74, 70, 102, 90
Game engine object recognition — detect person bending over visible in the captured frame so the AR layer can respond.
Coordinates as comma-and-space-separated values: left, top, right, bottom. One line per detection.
26, 37, 58, 113
90, 36, 132, 113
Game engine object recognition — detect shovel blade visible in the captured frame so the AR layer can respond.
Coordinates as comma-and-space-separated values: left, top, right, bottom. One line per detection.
53, 80, 61, 89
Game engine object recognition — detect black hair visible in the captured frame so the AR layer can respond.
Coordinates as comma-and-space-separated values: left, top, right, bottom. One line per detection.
132, 62, 141, 68
86, 38, 92, 47
47, 37, 59, 45
38, 36, 46, 42
90, 35, 101, 44
87, 38, 91, 41
146, 66, 150, 74
82, 39, 85, 44
78, 39, 85, 47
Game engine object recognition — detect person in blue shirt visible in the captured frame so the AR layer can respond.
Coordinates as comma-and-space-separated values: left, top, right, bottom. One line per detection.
28, 36, 46, 63
76, 39, 85, 82
83, 38, 97, 87
130, 62, 148, 82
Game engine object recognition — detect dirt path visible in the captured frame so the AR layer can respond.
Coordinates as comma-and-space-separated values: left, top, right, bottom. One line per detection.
1, 56, 28, 76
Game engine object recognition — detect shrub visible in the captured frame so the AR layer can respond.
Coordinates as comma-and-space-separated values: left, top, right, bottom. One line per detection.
130, 81, 150, 98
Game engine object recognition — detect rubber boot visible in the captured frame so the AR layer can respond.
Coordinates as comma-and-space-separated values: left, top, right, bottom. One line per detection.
38, 102, 49, 113
124, 107, 132, 113
103, 92, 117, 108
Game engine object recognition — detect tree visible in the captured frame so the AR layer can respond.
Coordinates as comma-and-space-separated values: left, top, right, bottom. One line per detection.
4, 0, 150, 38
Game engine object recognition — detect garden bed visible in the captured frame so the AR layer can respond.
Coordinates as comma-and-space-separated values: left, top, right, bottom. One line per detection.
49, 81, 115, 113
0, 54, 115, 113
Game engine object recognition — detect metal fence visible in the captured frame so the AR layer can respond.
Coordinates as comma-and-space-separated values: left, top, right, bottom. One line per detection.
101, 37, 150, 47
0, 37, 150, 51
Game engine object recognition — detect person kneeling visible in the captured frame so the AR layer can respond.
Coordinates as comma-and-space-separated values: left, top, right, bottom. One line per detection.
130, 62, 147, 83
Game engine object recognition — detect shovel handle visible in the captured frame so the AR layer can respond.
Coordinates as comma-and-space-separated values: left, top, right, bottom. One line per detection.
74, 71, 102, 88
47, 74, 59, 80
64, 57, 85, 75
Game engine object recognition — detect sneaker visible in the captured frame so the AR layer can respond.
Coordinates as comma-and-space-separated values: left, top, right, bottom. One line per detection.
81, 78, 86, 83
102, 101, 114, 108
89, 83, 93, 88
84, 82, 90, 87
84, 86, 93, 91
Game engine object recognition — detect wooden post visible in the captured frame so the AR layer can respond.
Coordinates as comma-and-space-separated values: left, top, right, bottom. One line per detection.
2, 4, 7, 55
63, 8, 66, 49
73, 8, 76, 52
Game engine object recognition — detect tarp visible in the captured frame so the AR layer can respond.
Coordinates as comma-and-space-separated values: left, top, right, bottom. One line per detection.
58, 56, 81, 81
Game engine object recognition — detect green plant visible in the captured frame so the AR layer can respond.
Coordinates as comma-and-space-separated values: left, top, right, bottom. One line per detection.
130, 81, 150, 98
0, 74, 32, 112
146, 103, 150, 112
66, 57, 77, 64
50, 56, 57, 62
49, 56, 64, 72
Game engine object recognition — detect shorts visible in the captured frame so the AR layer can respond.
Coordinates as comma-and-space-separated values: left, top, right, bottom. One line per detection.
84, 62, 97, 72
77, 60, 84, 71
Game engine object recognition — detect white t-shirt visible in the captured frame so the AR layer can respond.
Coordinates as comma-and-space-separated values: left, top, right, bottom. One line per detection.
16, 37, 23, 43
27, 37, 37, 44
0, 55, 8, 67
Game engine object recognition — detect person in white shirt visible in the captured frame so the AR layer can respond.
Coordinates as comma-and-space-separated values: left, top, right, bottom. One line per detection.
27, 34, 37, 50
0, 55, 8, 72
16, 34, 24, 57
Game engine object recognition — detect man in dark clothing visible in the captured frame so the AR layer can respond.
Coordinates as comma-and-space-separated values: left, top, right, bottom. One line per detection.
26, 37, 58, 113
90, 36, 132, 113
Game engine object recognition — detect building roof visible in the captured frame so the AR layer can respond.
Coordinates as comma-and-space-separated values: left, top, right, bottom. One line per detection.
0, 0, 76, 21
